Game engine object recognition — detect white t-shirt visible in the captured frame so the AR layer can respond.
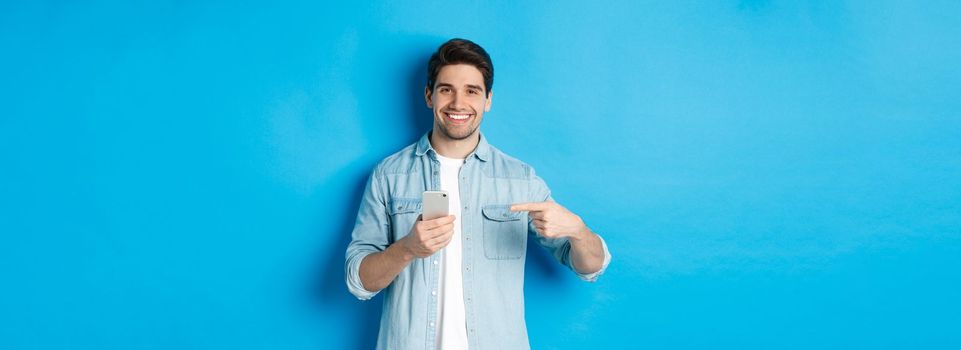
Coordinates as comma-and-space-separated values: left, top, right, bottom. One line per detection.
435, 154, 468, 350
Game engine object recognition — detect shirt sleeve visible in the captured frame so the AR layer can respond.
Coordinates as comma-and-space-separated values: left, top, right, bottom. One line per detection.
344, 168, 391, 300
527, 167, 612, 282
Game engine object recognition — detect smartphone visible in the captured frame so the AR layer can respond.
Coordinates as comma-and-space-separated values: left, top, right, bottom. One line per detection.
422, 191, 449, 221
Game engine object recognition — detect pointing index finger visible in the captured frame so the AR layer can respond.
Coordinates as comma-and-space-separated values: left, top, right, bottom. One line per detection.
510, 202, 551, 212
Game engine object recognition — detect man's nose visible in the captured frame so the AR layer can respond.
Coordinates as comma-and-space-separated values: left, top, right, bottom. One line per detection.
450, 91, 467, 109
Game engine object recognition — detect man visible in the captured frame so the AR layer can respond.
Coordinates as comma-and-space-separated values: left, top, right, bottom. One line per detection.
345, 38, 612, 349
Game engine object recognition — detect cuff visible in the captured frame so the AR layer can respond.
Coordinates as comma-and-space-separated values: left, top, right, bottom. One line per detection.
345, 250, 378, 300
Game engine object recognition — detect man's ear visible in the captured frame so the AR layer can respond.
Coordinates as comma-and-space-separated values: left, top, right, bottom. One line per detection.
424, 86, 433, 108
485, 90, 493, 112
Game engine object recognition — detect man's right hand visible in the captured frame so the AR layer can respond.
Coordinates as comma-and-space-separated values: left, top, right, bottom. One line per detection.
399, 214, 456, 258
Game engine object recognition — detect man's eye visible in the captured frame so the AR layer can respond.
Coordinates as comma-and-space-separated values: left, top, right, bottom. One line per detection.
468, 90, 478, 95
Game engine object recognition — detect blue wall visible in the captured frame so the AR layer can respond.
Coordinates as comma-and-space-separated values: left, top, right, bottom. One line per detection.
2, 1, 959, 349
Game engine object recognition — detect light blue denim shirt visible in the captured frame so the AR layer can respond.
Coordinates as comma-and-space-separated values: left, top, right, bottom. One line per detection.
345, 132, 612, 350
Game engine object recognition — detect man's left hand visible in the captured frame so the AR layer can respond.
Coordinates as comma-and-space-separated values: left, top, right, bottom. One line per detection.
510, 201, 590, 241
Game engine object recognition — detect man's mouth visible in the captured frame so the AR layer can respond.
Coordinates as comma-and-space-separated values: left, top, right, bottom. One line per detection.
445, 112, 472, 123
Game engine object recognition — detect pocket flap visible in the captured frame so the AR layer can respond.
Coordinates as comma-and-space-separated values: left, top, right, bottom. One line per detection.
388, 198, 422, 215
482, 205, 524, 222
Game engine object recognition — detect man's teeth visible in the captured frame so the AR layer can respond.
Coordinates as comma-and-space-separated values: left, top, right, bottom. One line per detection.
448, 114, 470, 120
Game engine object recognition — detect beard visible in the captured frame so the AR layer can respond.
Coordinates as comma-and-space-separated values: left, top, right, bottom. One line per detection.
435, 118, 479, 141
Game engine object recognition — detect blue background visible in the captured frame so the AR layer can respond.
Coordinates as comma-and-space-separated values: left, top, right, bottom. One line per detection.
2, 1, 960, 349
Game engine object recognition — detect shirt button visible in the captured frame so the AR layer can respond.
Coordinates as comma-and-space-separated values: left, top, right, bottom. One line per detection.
430, 322, 435, 327
432, 260, 438, 265
466, 266, 471, 271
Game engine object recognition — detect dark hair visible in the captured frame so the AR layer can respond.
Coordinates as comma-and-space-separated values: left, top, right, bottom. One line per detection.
426, 38, 493, 96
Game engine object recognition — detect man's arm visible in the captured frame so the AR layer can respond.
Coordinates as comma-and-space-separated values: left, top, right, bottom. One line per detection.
358, 241, 415, 292
358, 214, 457, 292
345, 166, 459, 299
567, 226, 606, 275
510, 201, 607, 275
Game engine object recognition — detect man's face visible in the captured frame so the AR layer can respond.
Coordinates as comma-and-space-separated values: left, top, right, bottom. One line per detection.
425, 64, 492, 141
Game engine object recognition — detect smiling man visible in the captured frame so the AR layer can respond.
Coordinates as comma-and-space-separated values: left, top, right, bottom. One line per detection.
345, 38, 612, 350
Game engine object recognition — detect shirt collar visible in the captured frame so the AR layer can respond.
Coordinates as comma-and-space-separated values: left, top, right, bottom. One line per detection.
415, 130, 490, 162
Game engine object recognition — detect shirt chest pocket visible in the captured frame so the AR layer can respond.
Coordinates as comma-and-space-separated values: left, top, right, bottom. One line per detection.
481, 205, 527, 260
388, 198, 422, 240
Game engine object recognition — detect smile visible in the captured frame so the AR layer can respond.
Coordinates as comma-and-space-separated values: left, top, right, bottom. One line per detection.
445, 113, 472, 121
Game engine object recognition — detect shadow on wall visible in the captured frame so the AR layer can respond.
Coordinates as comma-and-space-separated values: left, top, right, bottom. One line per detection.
306, 38, 437, 350
310, 167, 379, 350
408, 50, 435, 135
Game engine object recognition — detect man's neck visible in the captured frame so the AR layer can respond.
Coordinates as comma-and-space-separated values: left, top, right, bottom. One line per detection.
429, 130, 479, 159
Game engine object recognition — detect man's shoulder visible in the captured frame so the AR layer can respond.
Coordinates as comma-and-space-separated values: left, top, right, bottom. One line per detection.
484, 143, 536, 180
371, 142, 420, 177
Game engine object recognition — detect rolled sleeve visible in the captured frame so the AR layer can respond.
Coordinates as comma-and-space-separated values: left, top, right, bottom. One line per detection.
573, 234, 612, 282
345, 250, 378, 300
345, 169, 390, 300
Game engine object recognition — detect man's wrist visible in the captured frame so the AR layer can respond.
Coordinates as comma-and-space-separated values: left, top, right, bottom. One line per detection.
568, 226, 593, 243
390, 237, 416, 262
